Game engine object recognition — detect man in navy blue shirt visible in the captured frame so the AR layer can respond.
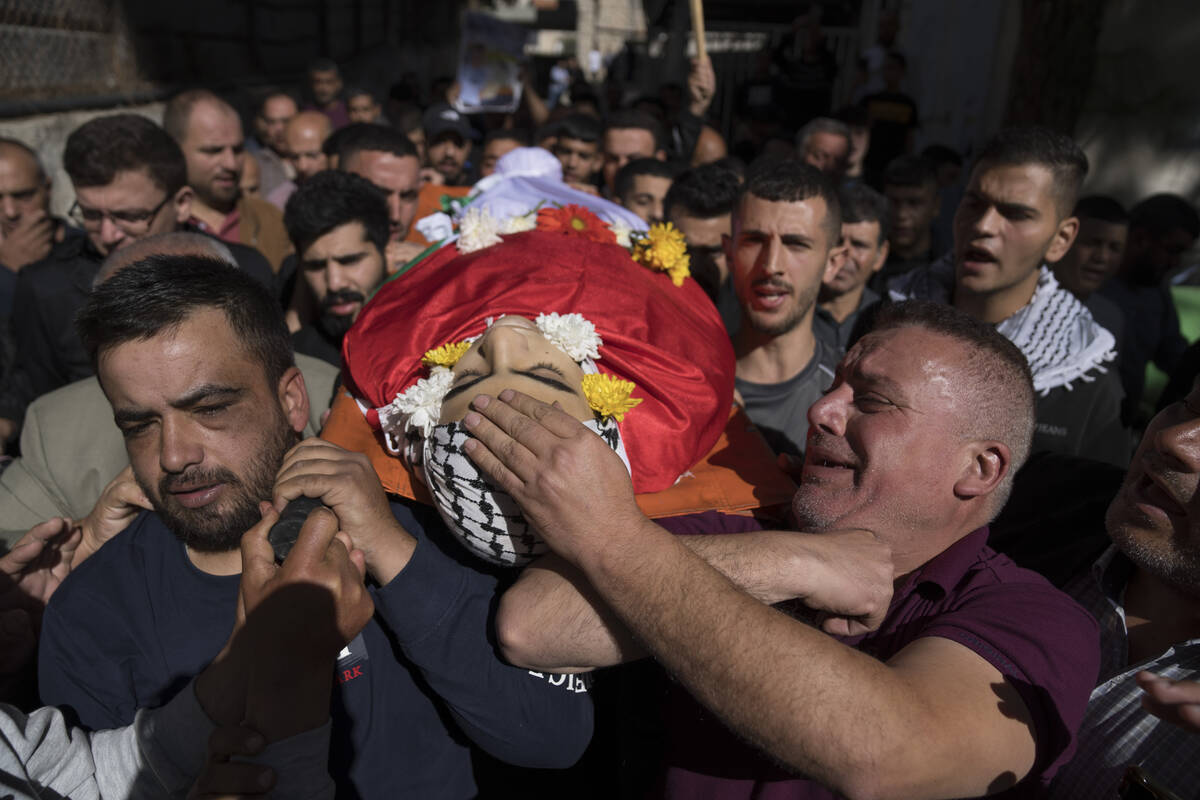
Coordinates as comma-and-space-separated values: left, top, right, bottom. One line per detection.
38, 255, 592, 798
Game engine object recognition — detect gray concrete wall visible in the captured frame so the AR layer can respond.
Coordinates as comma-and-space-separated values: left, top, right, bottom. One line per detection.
1074, 0, 1200, 208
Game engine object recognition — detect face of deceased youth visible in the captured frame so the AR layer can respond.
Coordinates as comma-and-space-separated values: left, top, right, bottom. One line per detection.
440, 316, 593, 423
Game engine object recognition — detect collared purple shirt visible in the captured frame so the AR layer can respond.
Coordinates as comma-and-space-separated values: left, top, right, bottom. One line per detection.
653, 518, 1101, 800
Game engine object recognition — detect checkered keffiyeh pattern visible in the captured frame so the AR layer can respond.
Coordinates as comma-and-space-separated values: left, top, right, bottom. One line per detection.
1050, 548, 1200, 798
421, 417, 630, 568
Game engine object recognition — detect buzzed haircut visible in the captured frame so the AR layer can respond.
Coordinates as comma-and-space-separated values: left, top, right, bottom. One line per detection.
882, 154, 938, 191
605, 109, 665, 152
1074, 195, 1128, 225
0, 136, 46, 181
839, 183, 891, 244
484, 128, 531, 147
664, 162, 741, 220
556, 113, 602, 144
973, 126, 1089, 217
309, 57, 339, 75
284, 169, 389, 257
162, 89, 234, 144
614, 158, 683, 203
345, 86, 375, 102
795, 117, 850, 150
738, 158, 842, 248
1128, 193, 1200, 238
331, 122, 418, 165
77, 255, 294, 386
869, 299, 1035, 513
63, 114, 187, 196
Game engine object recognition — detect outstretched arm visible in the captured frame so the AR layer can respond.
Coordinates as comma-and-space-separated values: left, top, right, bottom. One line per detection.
464, 390, 1047, 799
498, 528, 893, 672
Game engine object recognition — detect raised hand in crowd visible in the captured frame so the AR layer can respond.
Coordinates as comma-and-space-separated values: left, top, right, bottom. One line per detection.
0, 516, 78, 691
189, 503, 373, 798
687, 55, 717, 117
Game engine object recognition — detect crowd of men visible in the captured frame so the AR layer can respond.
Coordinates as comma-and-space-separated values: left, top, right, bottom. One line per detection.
0, 43, 1197, 800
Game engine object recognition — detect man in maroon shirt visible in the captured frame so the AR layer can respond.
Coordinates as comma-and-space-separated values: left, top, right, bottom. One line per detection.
467, 299, 1100, 799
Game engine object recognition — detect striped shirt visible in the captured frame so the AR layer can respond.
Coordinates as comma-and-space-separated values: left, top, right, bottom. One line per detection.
1050, 547, 1200, 798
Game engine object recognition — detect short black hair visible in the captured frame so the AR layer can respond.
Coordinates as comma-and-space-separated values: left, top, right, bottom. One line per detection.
484, 128, 531, 147
331, 122, 418, 165
738, 158, 842, 247
882, 154, 938, 191
556, 113, 602, 144
604, 109, 665, 152
284, 169, 389, 256
1074, 195, 1128, 225
664, 162, 741, 220
63, 114, 187, 196
921, 144, 963, 168
77, 255, 294, 386
614, 158, 682, 203
973, 126, 1089, 217
1129, 194, 1200, 239
839, 183, 891, 244
345, 86, 375, 103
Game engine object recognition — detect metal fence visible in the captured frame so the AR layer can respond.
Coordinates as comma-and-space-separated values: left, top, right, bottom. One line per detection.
0, 0, 146, 108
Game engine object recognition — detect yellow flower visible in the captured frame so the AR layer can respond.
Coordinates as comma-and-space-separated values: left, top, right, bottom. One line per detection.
633, 222, 691, 287
421, 340, 471, 368
582, 373, 643, 422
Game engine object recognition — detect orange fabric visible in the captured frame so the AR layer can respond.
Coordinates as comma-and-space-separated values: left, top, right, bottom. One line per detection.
320, 390, 795, 519
405, 184, 472, 246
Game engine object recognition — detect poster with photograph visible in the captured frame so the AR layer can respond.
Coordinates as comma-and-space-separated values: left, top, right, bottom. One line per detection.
453, 11, 529, 115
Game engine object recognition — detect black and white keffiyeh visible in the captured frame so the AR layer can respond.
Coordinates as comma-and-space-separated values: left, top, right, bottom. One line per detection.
889, 256, 1116, 395
418, 417, 631, 567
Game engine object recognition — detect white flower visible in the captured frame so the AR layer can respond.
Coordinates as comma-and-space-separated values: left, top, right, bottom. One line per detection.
610, 220, 634, 249
501, 212, 537, 234
415, 211, 455, 242
535, 312, 603, 362
382, 367, 455, 437
457, 207, 503, 253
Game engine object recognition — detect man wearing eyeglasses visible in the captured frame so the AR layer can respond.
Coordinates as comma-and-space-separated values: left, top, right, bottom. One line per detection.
0, 113, 275, 450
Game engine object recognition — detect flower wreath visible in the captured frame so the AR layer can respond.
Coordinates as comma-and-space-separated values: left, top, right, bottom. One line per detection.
376, 312, 643, 442
452, 202, 691, 287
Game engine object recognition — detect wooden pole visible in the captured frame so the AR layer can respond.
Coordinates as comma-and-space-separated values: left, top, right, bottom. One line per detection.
688, 0, 707, 63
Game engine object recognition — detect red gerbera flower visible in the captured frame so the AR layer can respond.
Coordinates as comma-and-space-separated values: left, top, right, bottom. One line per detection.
536, 204, 617, 245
